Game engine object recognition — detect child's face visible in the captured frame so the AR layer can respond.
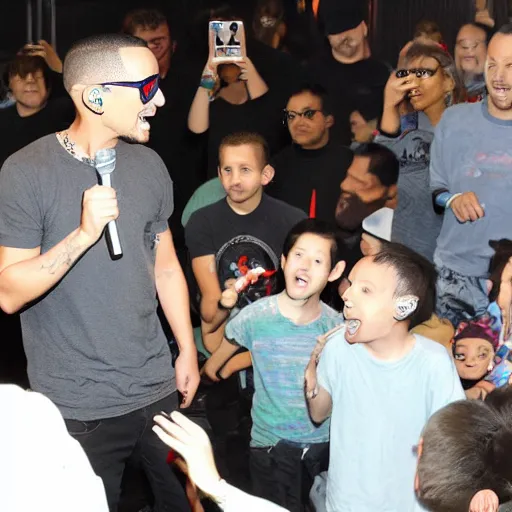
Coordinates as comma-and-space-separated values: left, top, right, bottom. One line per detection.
342, 257, 400, 343
453, 338, 494, 381
282, 233, 337, 301
218, 144, 271, 204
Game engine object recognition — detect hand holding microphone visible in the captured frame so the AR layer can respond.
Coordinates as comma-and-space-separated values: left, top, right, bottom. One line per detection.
80, 185, 119, 246
78, 148, 123, 259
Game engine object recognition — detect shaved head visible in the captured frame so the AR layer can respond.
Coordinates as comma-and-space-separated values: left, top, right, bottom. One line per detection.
63, 33, 148, 92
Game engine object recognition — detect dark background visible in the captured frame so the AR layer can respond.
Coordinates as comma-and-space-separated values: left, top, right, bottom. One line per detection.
1, 0, 510, 67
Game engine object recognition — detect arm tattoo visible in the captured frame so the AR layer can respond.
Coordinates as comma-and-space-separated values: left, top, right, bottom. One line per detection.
40, 238, 84, 275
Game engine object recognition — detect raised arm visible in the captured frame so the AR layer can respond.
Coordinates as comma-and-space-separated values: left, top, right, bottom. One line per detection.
188, 86, 212, 134
379, 71, 416, 136
0, 185, 117, 314
188, 30, 218, 134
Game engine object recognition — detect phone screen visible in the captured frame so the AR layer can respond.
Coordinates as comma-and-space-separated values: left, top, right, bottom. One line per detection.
209, 20, 244, 61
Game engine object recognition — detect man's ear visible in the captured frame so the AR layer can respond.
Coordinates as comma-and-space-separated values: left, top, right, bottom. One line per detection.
362, 21, 368, 38
385, 184, 398, 209
325, 114, 334, 129
328, 260, 346, 282
82, 86, 104, 115
394, 295, 419, 321
261, 164, 275, 185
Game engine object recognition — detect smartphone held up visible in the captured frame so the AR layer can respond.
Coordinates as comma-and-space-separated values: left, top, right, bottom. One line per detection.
209, 20, 245, 62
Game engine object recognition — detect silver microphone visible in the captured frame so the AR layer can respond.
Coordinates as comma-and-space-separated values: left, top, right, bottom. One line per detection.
95, 148, 123, 260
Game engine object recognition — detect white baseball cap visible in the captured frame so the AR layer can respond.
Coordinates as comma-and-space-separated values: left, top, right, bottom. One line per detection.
362, 207, 394, 242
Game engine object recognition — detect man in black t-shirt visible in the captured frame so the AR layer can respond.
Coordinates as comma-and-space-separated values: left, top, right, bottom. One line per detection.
307, 1, 390, 146
268, 84, 353, 224
185, 132, 306, 357
122, 8, 204, 260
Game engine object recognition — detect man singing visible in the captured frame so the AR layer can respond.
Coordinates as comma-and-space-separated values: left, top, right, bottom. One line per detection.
0, 34, 199, 511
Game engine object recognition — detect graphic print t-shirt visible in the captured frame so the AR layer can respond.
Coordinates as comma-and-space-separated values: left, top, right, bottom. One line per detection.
185, 193, 306, 306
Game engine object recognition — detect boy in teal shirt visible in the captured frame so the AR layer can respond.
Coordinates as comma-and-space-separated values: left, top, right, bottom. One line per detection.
203, 218, 345, 511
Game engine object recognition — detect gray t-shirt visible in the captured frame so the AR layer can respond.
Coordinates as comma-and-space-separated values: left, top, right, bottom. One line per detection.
431, 101, 512, 277
375, 112, 442, 262
0, 135, 175, 420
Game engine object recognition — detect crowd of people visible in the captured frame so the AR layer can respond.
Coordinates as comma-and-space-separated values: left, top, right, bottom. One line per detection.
2, 0, 512, 511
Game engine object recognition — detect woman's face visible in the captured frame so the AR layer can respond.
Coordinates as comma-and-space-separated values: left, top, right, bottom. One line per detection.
218, 63, 241, 84
407, 56, 454, 112
453, 337, 494, 381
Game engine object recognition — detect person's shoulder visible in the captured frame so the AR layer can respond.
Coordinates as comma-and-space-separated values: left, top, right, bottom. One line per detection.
441, 102, 479, 124
262, 194, 307, 220
366, 57, 392, 73
322, 325, 349, 354
230, 296, 277, 325
4, 134, 57, 169
272, 144, 295, 164
327, 142, 354, 159
187, 197, 227, 227
320, 301, 344, 321
118, 141, 164, 164
414, 334, 452, 362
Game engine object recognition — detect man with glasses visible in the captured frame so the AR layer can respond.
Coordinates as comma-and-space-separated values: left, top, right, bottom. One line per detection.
0, 34, 199, 511
454, 22, 494, 102
122, 8, 203, 272
268, 84, 352, 224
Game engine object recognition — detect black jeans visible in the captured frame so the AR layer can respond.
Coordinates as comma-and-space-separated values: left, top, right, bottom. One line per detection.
250, 440, 329, 512
65, 393, 189, 512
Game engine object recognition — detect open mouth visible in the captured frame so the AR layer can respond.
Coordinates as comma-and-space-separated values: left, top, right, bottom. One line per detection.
138, 113, 151, 130
492, 85, 511, 96
346, 319, 361, 336
295, 275, 309, 288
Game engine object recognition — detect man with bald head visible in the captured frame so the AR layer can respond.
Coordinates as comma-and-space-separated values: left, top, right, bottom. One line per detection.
0, 34, 198, 511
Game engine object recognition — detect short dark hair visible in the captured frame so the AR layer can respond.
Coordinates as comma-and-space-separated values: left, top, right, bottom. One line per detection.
4, 54, 51, 91
497, 23, 512, 37
414, 19, 442, 42
218, 131, 269, 167
353, 143, 399, 188
122, 8, 169, 35
282, 218, 345, 271
288, 83, 332, 116
373, 242, 436, 328
417, 390, 512, 511
459, 22, 495, 44
63, 33, 147, 92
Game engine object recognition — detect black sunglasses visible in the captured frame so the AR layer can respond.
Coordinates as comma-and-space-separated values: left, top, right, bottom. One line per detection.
100, 73, 160, 104
283, 108, 322, 123
396, 67, 439, 80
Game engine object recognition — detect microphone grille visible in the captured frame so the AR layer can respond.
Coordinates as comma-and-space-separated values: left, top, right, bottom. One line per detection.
95, 148, 116, 175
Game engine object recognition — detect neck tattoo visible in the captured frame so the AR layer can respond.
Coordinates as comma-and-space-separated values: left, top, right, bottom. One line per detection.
57, 131, 95, 166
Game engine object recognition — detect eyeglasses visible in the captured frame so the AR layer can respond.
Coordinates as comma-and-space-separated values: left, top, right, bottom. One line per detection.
396, 67, 440, 80
100, 74, 160, 104
283, 108, 321, 123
